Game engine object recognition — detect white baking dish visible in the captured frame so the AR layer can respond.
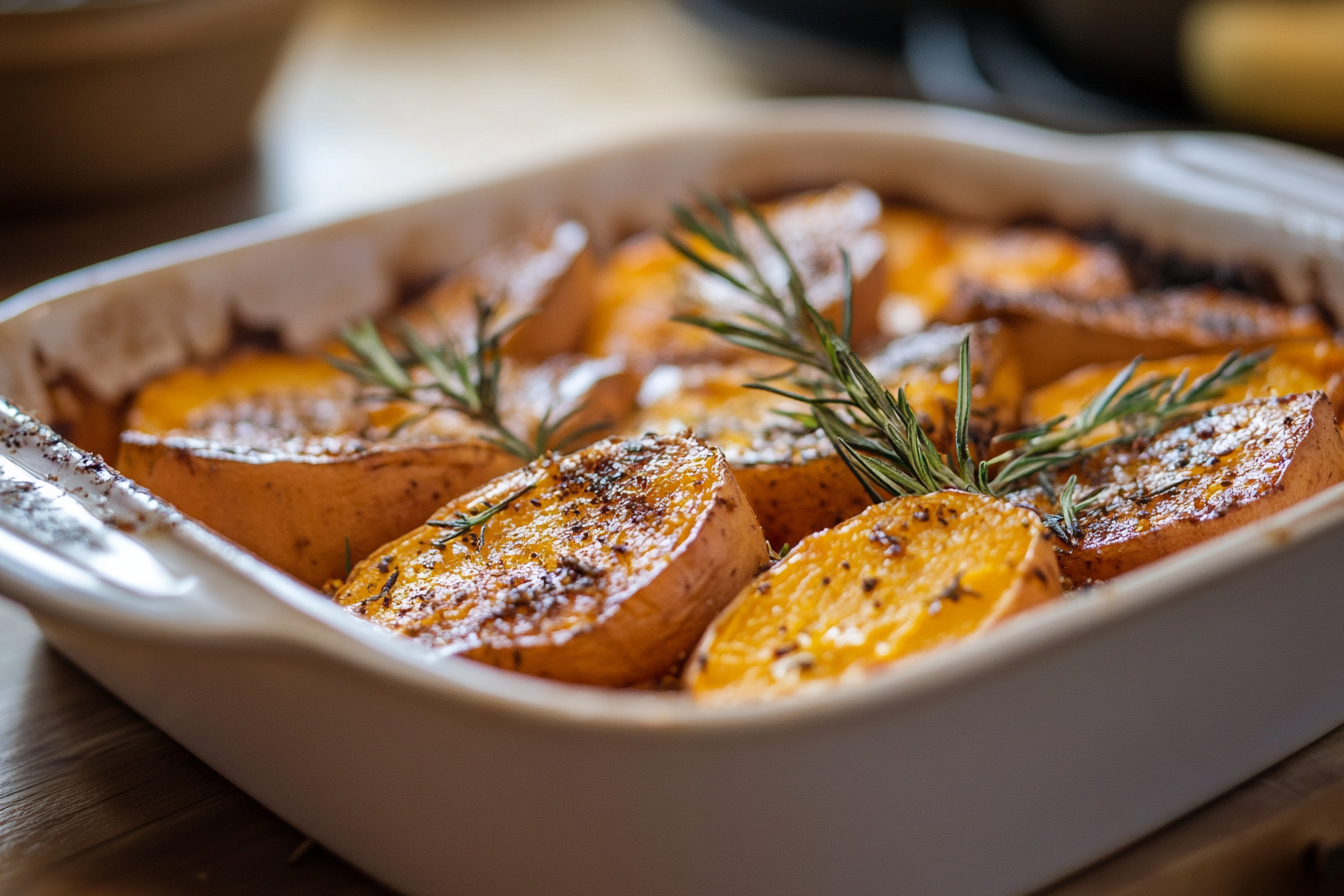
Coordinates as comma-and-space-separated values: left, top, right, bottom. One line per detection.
4, 100, 1344, 896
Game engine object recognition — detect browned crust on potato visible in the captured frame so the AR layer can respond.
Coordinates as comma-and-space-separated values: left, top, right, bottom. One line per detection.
1053, 392, 1344, 583
336, 435, 769, 687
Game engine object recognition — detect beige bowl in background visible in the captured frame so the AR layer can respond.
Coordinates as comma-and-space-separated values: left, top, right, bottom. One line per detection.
0, 0, 305, 211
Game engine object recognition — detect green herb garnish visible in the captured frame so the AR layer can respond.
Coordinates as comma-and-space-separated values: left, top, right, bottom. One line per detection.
666, 193, 1265, 535
426, 479, 538, 549
326, 296, 583, 461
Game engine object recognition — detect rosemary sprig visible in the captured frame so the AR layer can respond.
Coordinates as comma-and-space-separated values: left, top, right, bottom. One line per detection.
665, 194, 1266, 512
426, 479, 537, 549
326, 296, 581, 461
985, 348, 1269, 491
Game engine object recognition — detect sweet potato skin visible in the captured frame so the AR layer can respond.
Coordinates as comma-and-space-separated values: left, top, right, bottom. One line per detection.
685, 491, 1061, 701
954, 286, 1327, 387
118, 352, 640, 587
406, 218, 596, 361
728, 457, 873, 553
335, 434, 769, 687
118, 435, 518, 586
1031, 392, 1344, 584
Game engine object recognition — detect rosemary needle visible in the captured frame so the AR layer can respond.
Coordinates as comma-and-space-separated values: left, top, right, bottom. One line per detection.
426, 479, 538, 549
326, 295, 583, 461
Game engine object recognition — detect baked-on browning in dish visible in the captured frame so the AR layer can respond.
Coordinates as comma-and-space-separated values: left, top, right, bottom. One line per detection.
334, 434, 769, 687
686, 492, 1060, 701
1016, 393, 1344, 584
953, 285, 1328, 386
584, 183, 889, 366
118, 351, 639, 586
631, 321, 1023, 549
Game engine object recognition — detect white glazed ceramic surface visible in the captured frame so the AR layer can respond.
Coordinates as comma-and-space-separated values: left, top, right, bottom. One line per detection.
4, 100, 1344, 896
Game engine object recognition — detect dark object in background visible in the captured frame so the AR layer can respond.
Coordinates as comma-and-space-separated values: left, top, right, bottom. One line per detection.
1025, 0, 1194, 111
685, 0, 1186, 132
0, 0, 304, 212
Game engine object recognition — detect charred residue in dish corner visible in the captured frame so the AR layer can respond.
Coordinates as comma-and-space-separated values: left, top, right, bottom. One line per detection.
1076, 221, 1288, 306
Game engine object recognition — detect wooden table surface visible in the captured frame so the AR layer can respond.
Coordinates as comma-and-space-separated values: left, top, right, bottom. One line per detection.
6, 1, 1344, 893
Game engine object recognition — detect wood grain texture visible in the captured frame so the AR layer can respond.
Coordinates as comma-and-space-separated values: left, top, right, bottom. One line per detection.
0, 598, 391, 896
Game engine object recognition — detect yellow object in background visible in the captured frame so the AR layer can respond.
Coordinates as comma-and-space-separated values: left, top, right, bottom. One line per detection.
1184, 0, 1344, 140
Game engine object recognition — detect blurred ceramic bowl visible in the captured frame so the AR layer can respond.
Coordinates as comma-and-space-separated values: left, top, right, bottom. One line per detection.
0, 0, 304, 211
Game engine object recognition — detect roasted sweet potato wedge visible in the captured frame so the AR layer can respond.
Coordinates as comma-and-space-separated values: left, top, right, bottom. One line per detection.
118, 351, 640, 586
403, 218, 596, 360
953, 286, 1327, 387
335, 434, 769, 687
1016, 392, 1344, 584
1025, 340, 1344, 443
685, 491, 1061, 701
878, 208, 1131, 334
584, 183, 889, 366
629, 322, 1023, 549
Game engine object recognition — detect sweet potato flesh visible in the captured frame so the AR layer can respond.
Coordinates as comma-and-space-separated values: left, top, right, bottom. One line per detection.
128, 353, 353, 438
335, 434, 767, 686
584, 184, 888, 365
1026, 340, 1344, 443
687, 492, 1060, 701
878, 208, 1131, 332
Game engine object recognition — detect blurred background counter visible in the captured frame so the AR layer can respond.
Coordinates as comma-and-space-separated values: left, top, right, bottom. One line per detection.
0, 0, 765, 297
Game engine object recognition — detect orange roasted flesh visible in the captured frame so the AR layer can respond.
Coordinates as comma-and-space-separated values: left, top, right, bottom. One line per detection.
118, 351, 640, 587
335, 434, 769, 687
1025, 339, 1344, 444
583, 183, 889, 367
403, 218, 596, 361
629, 321, 1022, 549
953, 286, 1327, 387
1013, 393, 1344, 585
878, 208, 1131, 334
686, 492, 1061, 701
